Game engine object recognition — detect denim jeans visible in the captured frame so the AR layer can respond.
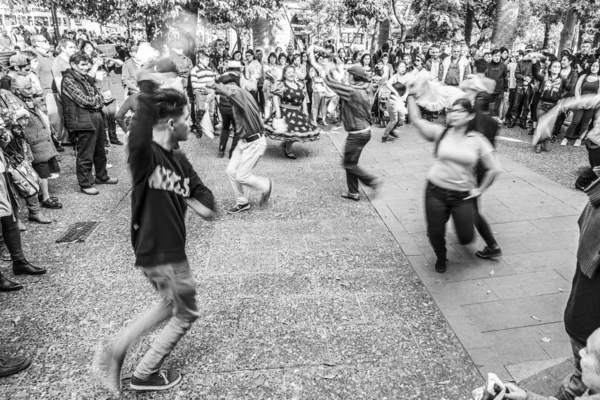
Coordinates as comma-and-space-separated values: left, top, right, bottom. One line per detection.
425, 182, 476, 260
226, 136, 269, 205
0, 215, 24, 261
344, 131, 377, 194
554, 337, 587, 400
102, 101, 118, 142
108, 261, 199, 380
566, 109, 596, 140
488, 93, 503, 118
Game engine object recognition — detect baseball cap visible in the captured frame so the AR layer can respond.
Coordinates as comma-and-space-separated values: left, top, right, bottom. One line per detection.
347, 65, 368, 80
9, 54, 28, 68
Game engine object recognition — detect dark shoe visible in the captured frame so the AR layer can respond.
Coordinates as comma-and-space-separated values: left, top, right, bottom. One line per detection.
519, 123, 527, 130
575, 182, 587, 192
0, 356, 31, 377
534, 144, 542, 153
217, 150, 225, 158
507, 121, 516, 128
389, 131, 398, 138
110, 139, 124, 146
528, 128, 535, 136
226, 203, 251, 214
341, 192, 360, 201
541, 141, 549, 152
475, 246, 503, 259
130, 369, 182, 391
41, 198, 62, 210
0, 245, 10, 261
56, 144, 65, 152
435, 258, 447, 273
381, 136, 394, 143
0, 273, 22, 292
81, 187, 99, 195
28, 214, 52, 224
61, 141, 75, 147
95, 177, 118, 185
284, 151, 297, 159
260, 179, 273, 207
13, 259, 46, 276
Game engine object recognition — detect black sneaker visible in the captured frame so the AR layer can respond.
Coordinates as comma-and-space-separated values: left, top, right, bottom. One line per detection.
381, 137, 394, 143
130, 370, 182, 391
389, 131, 398, 138
435, 258, 447, 273
226, 203, 251, 214
475, 246, 502, 259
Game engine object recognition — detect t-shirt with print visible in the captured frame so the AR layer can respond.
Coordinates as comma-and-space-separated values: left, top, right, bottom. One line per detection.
427, 131, 495, 192
128, 94, 216, 267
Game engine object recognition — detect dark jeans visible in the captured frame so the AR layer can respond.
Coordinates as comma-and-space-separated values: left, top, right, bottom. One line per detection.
554, 338, 586, 400
218, 107, 239, 157
511, 85, 533, 125
102, 101, 118, 142
530, 92, 541, 122
343, 131, 377, 194
474, 199, 497, 248
576, 144, 600, 189
488, 93, 503, 118
0, 215, 24, 261
553, 111, 567, 137
566, 109, 596, 140
75, 112, 108, 188
425, 182, 476, 260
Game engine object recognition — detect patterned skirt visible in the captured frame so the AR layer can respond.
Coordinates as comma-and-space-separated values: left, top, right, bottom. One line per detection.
265, 107, 321, 143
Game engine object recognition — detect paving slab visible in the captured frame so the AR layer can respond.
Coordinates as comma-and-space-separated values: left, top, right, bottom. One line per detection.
327, 123, 587, 386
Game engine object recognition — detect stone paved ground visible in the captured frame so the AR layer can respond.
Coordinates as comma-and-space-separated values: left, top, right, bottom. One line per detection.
327, 122, 587, 391
0, 125, 482, 398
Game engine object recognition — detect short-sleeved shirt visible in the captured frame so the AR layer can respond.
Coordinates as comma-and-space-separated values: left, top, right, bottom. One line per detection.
51, 56, 70, 94
427, 131, 494, 192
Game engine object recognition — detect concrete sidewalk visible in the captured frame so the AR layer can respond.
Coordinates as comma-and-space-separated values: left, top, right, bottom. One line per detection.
328, 123, 587, 384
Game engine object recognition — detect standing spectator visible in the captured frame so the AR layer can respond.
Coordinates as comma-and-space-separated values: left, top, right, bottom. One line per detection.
425, 45, 442, 81
244, 49, 262, 105
11, 27, 25, 49
40, 27, 52, 45
190, 46, 216, 136
31, 34, 62, 150
562, 59, 600, 147
500, 47, 510, 64
121, 45, 142, 97
170, 40, 193, 92
439, 44, 471, 87
51, 38, 77, 145
210, 38, 228, 74
552, 54, 579, 141
485, 49, 508, 119
532, 61, 566, 153
576, 41, 594, 73
508, 48, 539, 129
61, 52, 117, 195
20, 25, 30, 47
11, 76, 61, 211
504, 51, 522, 124
0, 26, 12, 50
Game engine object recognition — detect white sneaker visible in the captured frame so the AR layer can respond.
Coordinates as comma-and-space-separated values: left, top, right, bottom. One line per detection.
560, 138, 568, 146
574, 139, 582, 147
107, 164, 113, 169
48, 173, 60, 180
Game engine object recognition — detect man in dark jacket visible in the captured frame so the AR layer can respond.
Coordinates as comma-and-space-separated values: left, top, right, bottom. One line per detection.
508, 48, 540, 129
485, 49, 508, 119
61, 52, 117, 195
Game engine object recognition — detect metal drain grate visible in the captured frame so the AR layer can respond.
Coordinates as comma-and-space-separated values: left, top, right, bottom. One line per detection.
56, 222, 99, 243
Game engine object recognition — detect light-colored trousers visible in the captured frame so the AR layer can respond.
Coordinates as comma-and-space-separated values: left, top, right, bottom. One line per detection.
226, 136, 269, 205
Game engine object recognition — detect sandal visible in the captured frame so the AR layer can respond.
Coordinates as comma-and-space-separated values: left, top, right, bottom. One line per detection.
341, 192, 360, 201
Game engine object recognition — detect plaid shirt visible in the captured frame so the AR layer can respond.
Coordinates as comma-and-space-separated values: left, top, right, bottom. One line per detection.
62, 69, 103, 110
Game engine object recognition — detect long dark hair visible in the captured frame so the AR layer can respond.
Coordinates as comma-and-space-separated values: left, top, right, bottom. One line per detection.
267, 52, 277, 64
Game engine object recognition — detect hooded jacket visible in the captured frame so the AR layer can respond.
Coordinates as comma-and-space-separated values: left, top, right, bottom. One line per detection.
485, 60, 508, 94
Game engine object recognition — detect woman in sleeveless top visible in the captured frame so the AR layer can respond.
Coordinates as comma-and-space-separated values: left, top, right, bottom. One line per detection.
407, 96, 501, 273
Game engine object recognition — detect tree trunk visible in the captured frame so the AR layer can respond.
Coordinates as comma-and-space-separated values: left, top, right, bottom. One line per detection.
559, 7, 578, 54
465, 0, 474, 45
423, 0, 431, 43
576, 19, 585, 52
491, 0, 520, 48
370, 20, 380, 54
378, 18, 390, 48
252, 18, 276, 51
542, 20, 551, 49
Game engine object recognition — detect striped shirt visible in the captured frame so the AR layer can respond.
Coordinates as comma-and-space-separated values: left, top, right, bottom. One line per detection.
191, 62, 216, 95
